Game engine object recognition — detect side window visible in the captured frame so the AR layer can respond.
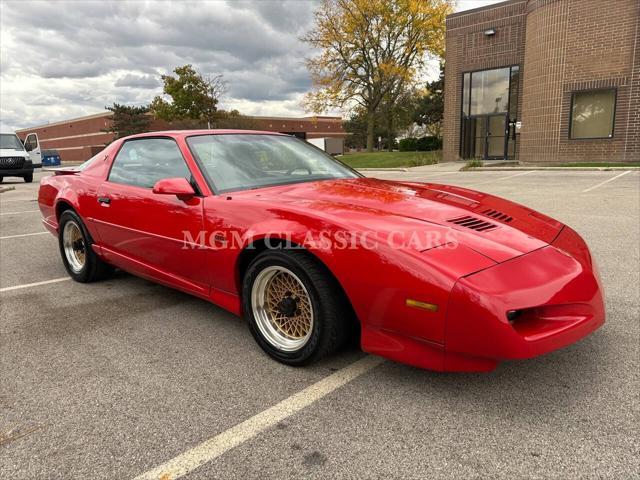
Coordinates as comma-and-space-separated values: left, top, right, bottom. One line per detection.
108, 138, 191, 188
24, 135, 37, 152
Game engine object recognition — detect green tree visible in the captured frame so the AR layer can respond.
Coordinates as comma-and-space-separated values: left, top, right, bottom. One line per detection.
379, 86, 419, 151
303, 0, 452, 151
104, 103, 151, 139
344, 87, 416, 151
151, 65, 226, 127
413, 63, 444, 137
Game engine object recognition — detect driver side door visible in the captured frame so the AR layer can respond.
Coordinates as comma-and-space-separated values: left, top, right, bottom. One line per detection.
93, 137, 209, 296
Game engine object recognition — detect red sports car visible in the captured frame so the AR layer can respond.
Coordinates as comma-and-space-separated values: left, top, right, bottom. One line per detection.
38, 131, 605, 372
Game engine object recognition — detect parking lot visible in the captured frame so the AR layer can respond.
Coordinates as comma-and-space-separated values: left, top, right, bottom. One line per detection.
1, 167, 638, 479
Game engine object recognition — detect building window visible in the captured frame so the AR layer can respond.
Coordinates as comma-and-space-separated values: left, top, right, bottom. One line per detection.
570, 89, 616, 139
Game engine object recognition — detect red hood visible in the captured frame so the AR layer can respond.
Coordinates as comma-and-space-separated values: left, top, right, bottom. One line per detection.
235, 178, 564, 263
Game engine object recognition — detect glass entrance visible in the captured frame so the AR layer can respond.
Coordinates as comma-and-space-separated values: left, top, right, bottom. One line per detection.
460, 66, 519, 160
460, 114, 508, 160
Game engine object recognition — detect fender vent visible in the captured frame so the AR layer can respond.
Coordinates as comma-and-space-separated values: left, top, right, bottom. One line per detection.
448, 215, 499, 232
481, 208, 513, 223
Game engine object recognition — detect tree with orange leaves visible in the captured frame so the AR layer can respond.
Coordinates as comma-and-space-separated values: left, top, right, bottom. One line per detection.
303, 0, 451, 152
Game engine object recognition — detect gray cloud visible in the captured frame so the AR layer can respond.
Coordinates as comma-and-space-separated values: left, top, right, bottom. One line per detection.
0, 0, 319, 131
115, 74, 162, 89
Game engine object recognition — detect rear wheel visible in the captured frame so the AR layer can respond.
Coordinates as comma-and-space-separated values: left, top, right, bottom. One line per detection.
242, 250, 349, 365
24, 174, 33, 183
58, 210, 113, 282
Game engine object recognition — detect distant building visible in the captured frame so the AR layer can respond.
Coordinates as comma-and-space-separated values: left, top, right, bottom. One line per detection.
16, 113, 346, 162
442, 0, 639, 163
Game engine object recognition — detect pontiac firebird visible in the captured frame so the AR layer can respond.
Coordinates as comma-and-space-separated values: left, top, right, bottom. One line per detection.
38, 131, 605, 372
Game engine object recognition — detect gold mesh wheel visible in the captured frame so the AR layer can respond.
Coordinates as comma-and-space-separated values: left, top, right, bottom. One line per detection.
62, 220, 86, 273
251, 266, 314, 352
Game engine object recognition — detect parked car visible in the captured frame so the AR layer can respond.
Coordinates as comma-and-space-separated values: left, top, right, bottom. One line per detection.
37, 130, 605, 371
0, 132, 40, 183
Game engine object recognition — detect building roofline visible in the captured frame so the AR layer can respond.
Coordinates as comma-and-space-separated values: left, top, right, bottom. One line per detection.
447, 0, 524, 20
15, 111, 113, 133
248, 115, 343, 121
15, 111, 343, 133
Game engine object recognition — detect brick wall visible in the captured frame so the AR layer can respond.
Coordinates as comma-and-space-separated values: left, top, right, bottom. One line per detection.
521, 0, 639, 163
444, 0, 640, 163
16, 114, 346, 162
16, 112, 115, 162
519, 0, 569, 162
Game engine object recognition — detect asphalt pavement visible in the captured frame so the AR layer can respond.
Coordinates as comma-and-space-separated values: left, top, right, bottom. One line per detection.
1, 167, 638, 479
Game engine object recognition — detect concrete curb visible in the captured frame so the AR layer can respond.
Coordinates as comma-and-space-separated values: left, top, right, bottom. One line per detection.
0, 186, 16, 193
358, 167, 409, 172
465, 166, 640, 172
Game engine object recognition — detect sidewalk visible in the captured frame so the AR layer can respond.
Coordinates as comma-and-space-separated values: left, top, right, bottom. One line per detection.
406, 161, 640, 172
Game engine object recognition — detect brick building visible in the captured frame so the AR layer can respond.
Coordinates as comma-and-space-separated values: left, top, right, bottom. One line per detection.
443, 0, 639, 163
16, 113, 346, 162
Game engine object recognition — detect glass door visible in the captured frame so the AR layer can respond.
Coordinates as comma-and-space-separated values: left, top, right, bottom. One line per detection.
486, 114, 508, 159
461, 114, 508, 160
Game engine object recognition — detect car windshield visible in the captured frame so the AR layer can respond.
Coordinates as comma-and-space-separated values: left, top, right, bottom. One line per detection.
186, 134, 359, 193
0, 134, 25, 150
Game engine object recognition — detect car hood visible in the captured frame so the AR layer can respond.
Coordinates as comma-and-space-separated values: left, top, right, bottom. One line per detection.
238, 177, 564, 263
0, 148, 27, 156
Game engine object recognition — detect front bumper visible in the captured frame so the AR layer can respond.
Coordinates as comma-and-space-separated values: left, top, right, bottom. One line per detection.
0, 160, 33, 177
444, 226, 605, 370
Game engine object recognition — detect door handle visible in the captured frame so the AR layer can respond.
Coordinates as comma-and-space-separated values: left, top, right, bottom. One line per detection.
97, 197, 111, 205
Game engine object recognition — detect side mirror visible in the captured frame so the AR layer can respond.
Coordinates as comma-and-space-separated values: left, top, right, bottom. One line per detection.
152, 177, 195, 200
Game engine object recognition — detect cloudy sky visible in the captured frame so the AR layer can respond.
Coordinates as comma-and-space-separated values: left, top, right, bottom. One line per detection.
0, 0, 502, 132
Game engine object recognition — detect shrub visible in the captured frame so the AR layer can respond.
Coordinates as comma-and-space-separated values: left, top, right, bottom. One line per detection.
399, 136, 442, 152
399, 137, 418, 151
416, 136, 442, 151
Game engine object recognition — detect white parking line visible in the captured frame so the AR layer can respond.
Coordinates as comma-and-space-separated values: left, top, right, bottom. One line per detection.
0, 209, 40, 216
469, 170, 534, 187
414, 171, 459, 178
497, 170, 535, 180
0, 277, 70, 293
132, 354, 385, 480
0, 231, 48, 240
582, 170, 632, 193
0, 198, 37, 203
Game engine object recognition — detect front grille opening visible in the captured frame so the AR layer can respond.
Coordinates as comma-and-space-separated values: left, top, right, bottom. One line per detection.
481, 208, 513, 223
447, 215, 498, 232
0, 157, 26, 169
506, 310, 522, 323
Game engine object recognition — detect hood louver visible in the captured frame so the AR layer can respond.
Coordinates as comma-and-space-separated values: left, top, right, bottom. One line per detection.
481, 208, 513, 223
447, 215, 499, 232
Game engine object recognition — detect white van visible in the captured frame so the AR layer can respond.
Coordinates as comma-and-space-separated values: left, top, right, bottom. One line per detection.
0, 132, 40, 183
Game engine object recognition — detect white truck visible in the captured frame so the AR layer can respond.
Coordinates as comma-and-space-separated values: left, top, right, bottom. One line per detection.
307, 137, 344, 156
0, 132, 40, 183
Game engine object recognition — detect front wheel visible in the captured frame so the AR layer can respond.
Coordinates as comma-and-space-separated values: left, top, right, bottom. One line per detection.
242, 250, 350, 365
58, 210, 113, 282
24, 174, 33, 183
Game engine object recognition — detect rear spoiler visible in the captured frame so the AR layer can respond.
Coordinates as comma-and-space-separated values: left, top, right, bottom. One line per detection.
43, 166, 82, 176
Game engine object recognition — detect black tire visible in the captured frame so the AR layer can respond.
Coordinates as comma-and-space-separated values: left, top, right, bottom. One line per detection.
242, 249, 350, 366
58, 209, 113, 282
24, 174, 33, 183
0, 177, 3, 183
